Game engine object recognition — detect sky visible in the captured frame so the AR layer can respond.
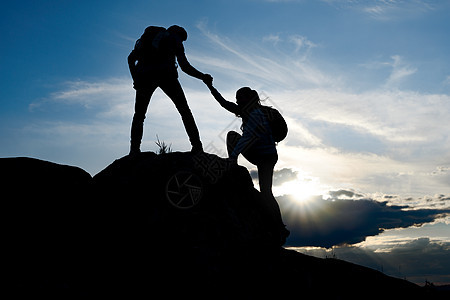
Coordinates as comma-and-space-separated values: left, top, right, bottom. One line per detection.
1, 0, 450, 285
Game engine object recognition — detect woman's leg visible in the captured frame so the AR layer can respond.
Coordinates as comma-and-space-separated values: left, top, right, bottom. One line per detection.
226, 131, 241, 157
258, 154, 290, 245
226, 131, 260, 165
257, 155, 284, 227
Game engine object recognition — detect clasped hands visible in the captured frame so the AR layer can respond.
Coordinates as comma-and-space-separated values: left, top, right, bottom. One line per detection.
202, 73, 214, 87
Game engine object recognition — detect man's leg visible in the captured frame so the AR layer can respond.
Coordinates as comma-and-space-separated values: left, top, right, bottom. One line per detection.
130, 87, 156, 154
159, 79, 203, 152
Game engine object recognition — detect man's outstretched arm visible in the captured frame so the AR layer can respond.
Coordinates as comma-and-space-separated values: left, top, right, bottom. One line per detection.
177, 53, 210, 82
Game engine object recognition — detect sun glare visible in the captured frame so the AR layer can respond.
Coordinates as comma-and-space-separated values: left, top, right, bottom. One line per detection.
273, 176, 324, 203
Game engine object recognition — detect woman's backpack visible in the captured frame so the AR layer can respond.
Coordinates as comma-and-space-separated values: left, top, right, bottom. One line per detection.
261, 106, 288, 143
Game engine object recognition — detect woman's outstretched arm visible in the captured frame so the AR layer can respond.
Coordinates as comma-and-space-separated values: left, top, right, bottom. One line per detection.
206, 82, 240, 115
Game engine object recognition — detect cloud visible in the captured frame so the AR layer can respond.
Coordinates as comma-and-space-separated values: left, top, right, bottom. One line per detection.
23, 76, 244, 174
280, 143, 449, 201
282, 116, 323, 147
444, 75, 450, 86
288, 35, 317, 54
193, 22, 337, 90
328, 189, 363, 199
322, 0, 437, 21
192, 24, 450, 175
22, 23, 450, 198
385, 55, 417, 87
249, 167, 299, 186
292, 237, 450, 285
270, 87, 450, 198
190, 24, 450, 198
262, 34, 281, 45
29, 78, 134, 119
273, 168, 299, 186
375, 193, 450, 211
279, 195, 450, 248
195, 22, 273, 79
285, 88, 446, 143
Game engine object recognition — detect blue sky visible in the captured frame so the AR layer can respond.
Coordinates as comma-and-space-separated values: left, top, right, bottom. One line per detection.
1, 0, 450, 285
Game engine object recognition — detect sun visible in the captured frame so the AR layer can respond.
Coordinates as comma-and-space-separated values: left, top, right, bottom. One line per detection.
273, 177, 324, 203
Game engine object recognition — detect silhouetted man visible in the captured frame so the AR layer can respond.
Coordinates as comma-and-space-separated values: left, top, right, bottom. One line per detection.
128, 25, 211, 155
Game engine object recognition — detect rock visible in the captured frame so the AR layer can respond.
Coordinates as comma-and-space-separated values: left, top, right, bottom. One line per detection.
92, 151, 273, 247
89, 151, 280, 298
1, 153, 443, 299
1, 157, 92, 297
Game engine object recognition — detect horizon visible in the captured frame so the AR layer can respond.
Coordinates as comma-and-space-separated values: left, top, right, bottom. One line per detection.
1, 0, 449, 285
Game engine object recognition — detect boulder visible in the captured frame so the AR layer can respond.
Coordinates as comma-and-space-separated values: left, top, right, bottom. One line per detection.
2, 153, 441, 299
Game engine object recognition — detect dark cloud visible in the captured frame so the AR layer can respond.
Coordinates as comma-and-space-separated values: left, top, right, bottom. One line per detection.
328, 189, 363, 199
295, 238, 450, 285
250, 168, 298, 186
404, 194, 450, 209
438, 194, 450, 201
278, 196, 450, 248
273, 168, 298, 186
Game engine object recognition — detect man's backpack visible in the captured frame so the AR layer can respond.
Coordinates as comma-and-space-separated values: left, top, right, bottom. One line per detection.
134, 26, 167, 60
261, 106, 288, 143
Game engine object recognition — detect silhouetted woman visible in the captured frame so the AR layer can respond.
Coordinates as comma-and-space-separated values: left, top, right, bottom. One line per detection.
206, 81, 289, 245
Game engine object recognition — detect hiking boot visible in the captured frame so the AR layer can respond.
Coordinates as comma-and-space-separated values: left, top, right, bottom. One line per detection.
129, 147, 141, 156
190, 145, 204, 154
280, 226, 290, 246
